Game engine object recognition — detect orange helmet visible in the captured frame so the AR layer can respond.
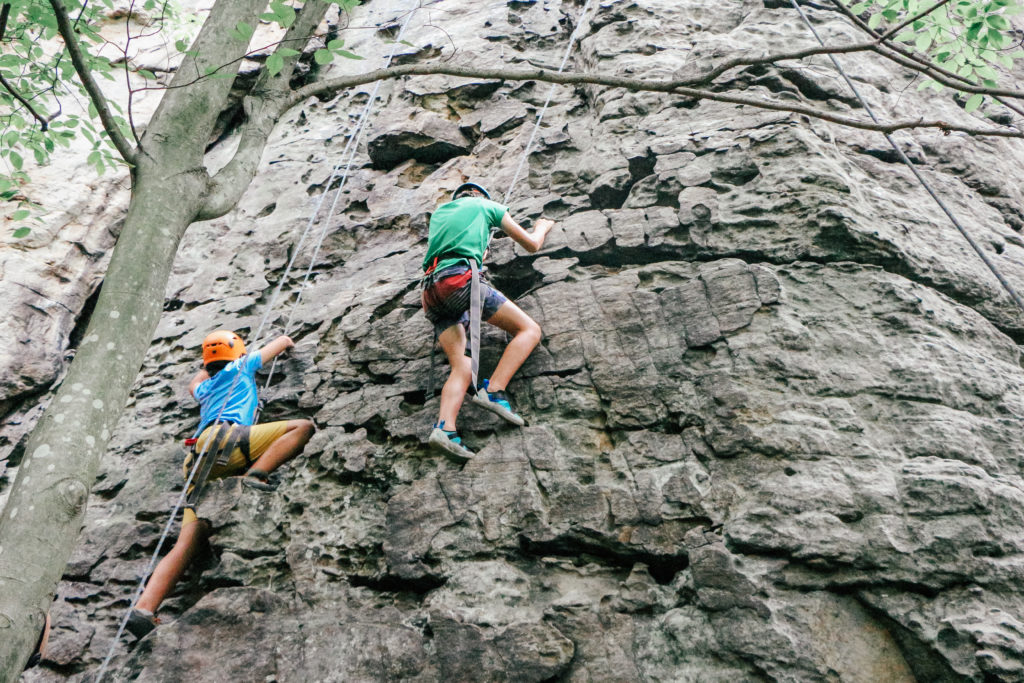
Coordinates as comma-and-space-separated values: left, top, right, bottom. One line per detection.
202, 330, 246, 365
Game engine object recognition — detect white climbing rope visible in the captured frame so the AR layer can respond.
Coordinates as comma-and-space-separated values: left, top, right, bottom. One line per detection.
258, 1, 418, 400
93, 3, 419, 680
504, 0, 595, 204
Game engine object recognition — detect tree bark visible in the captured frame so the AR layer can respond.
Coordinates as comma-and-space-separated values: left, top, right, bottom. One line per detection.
0, 0, 268, 675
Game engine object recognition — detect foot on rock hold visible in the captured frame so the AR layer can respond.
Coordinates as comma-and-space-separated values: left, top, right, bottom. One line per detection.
241, 469, 277, 492
471, 380, 525, 426
428, 424, 474, 463
126, 608, 159, 639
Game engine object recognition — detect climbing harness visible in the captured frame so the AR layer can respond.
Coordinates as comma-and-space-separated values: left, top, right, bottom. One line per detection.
789, 0, 1024, 314
427, 0, 595, 398
94, 2, 418, 679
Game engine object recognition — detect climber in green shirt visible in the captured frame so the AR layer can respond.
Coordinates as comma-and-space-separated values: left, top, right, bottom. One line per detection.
421, 182, 554, 461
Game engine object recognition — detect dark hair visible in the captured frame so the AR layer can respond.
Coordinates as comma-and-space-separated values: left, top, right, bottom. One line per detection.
205, 360, 229, 377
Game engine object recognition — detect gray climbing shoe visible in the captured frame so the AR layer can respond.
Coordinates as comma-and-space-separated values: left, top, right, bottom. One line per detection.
428, 426, 474, 463
470, 381, 525, 427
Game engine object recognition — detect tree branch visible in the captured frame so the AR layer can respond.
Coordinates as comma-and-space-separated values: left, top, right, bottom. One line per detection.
685, 40, 878, 86
199, 1, 331, 220
286, 63, 1022, 139
48, 0, 136, 164
878, 0, 953, 42
0, 72, 53, 130
0, 3, 11, 41
829, 0, 1024, 121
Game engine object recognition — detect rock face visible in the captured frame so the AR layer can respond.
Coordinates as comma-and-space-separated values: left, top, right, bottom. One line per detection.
8, 0, 1024, 681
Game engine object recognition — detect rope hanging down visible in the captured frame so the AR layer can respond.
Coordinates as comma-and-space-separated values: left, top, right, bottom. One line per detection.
790, 0, 1024, 315
504, 0, 595, 204
94, 4, 417, 680
455, 0, 594, 395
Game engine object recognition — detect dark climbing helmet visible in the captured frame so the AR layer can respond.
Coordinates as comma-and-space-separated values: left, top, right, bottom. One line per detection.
452, 182, 490, 200
202, 330, 246, 365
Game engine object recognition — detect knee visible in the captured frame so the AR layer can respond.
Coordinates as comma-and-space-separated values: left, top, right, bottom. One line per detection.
296, 419, 315, 444
522, 319, 542, 346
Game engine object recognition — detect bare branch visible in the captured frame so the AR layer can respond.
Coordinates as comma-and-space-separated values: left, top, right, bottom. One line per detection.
0, 73, 53, 129
878, 0, 953, 42
287, 63, 1022, 139
687, 40, 878, 86
48, 0, 136, 164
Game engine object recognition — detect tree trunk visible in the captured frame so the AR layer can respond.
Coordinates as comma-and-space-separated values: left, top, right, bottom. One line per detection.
0, 0, 268, 674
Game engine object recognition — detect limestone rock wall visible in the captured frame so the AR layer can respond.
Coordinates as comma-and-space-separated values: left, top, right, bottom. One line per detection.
9, 0, 1024, 681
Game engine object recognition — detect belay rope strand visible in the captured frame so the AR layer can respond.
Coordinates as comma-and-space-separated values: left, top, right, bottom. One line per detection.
93, 3, 418, 679
790, 0, 1024, 315
445, 0, 596, 397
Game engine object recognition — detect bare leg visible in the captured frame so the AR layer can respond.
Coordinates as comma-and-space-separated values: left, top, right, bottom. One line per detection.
485, 301, 541, 391
249, 419, 315, 474
136, 519, 210, 614
437, 323, 473, 431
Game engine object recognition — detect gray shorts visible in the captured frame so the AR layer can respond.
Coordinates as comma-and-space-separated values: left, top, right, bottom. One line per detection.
421, 264, 508, 335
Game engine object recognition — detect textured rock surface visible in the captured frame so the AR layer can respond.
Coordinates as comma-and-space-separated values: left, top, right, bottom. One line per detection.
8, 0, 1024, 681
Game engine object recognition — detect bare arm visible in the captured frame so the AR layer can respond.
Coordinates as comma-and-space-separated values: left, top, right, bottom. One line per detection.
259, 335, 295, 365
189, 369, 210, 398
499, 213, 555, 253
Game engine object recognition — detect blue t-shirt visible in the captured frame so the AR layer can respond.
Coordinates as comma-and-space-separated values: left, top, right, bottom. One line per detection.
193, 353, 262, 436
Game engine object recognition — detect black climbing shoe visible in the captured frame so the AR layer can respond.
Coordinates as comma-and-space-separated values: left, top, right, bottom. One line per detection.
126, 608, 158, 639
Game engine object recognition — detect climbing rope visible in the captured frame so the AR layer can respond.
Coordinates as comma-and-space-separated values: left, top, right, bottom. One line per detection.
258, 2, 417, 404
503, 0, 595, 205
93, 3, 418, 680
790, 0, 1024, 315
444, 0, 595, 396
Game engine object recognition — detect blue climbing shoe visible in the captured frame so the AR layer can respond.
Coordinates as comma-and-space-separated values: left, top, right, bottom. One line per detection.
471, 380, 525, 427
428, 422, 474, 463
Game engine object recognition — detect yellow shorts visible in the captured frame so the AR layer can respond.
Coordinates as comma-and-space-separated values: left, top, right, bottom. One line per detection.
182, 421, 291, 525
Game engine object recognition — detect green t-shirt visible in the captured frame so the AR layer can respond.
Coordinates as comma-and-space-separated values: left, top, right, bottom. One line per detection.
423, 197, 508, 273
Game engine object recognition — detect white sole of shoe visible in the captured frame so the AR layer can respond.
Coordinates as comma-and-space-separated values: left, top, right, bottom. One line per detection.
470, 391, 525, 427
428, 428, 473, 463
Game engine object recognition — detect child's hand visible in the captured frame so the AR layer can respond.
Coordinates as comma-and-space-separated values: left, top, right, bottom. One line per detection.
535, 218, 555, 234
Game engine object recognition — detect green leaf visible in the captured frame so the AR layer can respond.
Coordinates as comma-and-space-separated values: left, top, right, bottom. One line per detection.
327, 38, 345, 50
230, 21, 254, 42
12, 227, 30, 238
895, 29, 917, 42
175, 38, 189, 52
915, 33, 932, 51
9, 151, 23, 170
313, 48, 333, 65
266, 52, 285, 76
276, 47, 300, 57
868, 12, 884, 28
986, 13, 1009, 29
964, 93, 984, 111
11, 209, 29, 221
137, 69, 156, 80
987, 27, 1006, 47
850, 1, 871, 12
334, 49, 363, 60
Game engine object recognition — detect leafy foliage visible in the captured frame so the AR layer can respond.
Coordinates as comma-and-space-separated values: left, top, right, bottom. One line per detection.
842, 0, 1024, 109
1, 0, 364, 238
